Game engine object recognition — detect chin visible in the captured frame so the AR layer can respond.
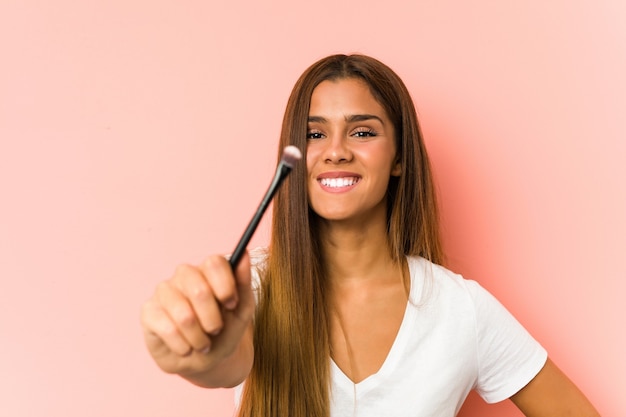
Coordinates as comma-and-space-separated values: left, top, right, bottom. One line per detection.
311, 200, 355, 217
315, 211, 352, 222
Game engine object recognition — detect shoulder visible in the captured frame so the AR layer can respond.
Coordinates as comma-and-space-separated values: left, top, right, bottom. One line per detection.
405, 256, 483, 304
404, 256, 529, 336
406, 256, 468, 286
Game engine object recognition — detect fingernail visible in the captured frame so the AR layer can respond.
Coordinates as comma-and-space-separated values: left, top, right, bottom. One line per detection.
199, 345, 211, 355
209, 327, 221, 336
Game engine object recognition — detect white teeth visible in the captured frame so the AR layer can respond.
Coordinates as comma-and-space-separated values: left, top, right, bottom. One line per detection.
320, 177, 359, 188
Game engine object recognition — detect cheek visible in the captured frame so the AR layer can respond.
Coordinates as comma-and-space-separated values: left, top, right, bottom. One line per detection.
361, 145, 396, 171
305, 148, 318, 177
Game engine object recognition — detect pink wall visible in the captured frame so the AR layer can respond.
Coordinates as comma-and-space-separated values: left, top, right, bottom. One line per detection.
1, 1, 623, 415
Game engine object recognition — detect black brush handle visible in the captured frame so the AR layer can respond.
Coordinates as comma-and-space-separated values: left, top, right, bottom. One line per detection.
228, 163, 291, 269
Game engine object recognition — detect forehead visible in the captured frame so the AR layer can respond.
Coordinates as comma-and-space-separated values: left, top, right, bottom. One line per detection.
309, 78, 388, 119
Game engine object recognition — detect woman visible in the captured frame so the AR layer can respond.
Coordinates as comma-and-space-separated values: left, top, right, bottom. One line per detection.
141, 54, 599, 416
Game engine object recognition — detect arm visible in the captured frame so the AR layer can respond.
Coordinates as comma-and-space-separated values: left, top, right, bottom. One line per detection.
510, 358, 600, 416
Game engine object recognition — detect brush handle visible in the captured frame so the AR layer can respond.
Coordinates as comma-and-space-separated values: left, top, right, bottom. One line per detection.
228, 163, 292, 269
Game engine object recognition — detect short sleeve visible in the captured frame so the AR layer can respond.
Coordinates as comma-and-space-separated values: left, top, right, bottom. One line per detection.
466, 280, 548, 403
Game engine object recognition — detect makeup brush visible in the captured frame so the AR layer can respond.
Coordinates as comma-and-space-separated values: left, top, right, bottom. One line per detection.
228, 145, 302, 269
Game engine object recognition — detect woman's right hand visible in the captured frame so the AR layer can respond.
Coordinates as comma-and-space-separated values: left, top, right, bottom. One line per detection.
140, 251, 255, 388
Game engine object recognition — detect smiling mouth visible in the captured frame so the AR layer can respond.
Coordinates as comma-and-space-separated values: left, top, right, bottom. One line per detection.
319, 177, 360, 188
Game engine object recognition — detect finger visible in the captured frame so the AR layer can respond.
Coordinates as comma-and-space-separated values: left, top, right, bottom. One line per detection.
174, 264, 225, 336
200, 255, 240, 310
155, 280, 212, 352
141, 299, 192, 357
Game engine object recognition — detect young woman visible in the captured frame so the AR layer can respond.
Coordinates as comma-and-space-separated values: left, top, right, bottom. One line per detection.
141, 54, 599, 416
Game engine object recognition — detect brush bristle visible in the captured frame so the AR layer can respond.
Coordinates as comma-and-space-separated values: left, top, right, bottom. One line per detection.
280, 145, 302, 169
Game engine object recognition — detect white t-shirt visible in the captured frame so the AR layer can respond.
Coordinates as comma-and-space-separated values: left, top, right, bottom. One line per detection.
237, 251, 547, 416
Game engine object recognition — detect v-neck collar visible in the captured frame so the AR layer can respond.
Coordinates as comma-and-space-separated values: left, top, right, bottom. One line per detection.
330, 293, 419, 397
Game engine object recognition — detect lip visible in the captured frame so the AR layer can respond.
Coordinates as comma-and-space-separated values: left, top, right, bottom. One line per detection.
316, 171, 361, 180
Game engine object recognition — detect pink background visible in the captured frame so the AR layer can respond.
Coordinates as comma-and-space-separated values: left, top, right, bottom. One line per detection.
1, 1, 624, 416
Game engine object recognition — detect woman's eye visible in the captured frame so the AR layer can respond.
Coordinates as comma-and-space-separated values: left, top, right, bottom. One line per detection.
353, 129, 377, 138
306, 132, 324, 140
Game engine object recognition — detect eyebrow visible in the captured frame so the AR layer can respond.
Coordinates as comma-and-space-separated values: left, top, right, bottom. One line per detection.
307, 114, 385, 125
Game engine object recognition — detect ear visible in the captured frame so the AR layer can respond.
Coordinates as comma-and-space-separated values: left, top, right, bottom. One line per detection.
391, 158, 402, 177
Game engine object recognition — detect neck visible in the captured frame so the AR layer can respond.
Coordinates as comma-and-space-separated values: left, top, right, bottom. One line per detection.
317, 213, 398, 285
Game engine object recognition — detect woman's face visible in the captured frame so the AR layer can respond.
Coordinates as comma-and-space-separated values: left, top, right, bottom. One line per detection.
306, 78, 401, 223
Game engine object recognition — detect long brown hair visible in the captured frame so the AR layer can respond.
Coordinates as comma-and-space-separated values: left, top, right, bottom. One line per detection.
237, 54, 443, 417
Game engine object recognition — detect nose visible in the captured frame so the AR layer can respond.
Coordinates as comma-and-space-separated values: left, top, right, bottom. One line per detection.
323, 132, 353, 164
